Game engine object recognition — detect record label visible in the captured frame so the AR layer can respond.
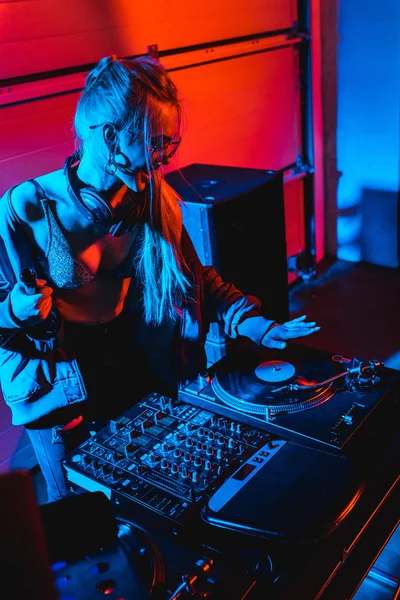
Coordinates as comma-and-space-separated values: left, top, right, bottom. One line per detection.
255, 361, 296, 383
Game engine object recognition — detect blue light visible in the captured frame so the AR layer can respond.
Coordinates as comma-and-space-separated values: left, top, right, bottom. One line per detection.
337, 0, 400, 266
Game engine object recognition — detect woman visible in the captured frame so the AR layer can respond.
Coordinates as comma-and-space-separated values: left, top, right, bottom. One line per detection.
0, 55, 319, 502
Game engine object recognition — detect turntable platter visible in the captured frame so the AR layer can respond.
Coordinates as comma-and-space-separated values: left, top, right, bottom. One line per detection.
211, 347, 339, 416
255, 361, 296, 383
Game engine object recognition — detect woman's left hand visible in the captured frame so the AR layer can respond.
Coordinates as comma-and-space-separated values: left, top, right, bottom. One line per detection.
261, 315, 320, 350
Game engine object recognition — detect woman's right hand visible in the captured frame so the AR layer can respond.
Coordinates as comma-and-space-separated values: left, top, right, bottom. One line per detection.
10, 279, 54, 326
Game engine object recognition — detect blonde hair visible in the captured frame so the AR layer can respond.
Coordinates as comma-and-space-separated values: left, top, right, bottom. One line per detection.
74, 55, 190, 324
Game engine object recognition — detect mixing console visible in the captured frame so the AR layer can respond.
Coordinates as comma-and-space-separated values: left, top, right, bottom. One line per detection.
63, 393, 278, 529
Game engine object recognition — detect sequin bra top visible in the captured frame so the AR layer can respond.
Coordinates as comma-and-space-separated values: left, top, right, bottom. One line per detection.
35, 190, 139, 290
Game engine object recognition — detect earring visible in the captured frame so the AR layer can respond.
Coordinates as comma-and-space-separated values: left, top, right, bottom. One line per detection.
105, 151, 117, 175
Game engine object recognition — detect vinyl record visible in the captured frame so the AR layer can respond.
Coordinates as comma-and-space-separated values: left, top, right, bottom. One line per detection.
211, 346, 340, 416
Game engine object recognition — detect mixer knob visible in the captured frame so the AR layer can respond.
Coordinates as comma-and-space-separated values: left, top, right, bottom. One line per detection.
148, 452, 158, 464
207, 432, 215, 442
197, 371, 209, 386
185, 437, 194, 448
160, 459, 169, 470
236, 423, 242, 435
217, 466, 223, 476
217, 435, 225, 445
180, 466, 189, 479
170, 463, 179, 475
191, 471, 200, 484
216, 449, 223, 460
160, 442, 169, 453
206, 446, 214, 456
210, 416, 217, 427
230, 422, 236, 432
185, 422, 194, 433
159, 397, 167, 410
153, 413, 158, 425
204, 460, 212, 471
124, 443, 136, 456
227, 438, 235, 449
194, 456, 202, 468
101, 463, 112, 475
173, 448, 182, 459
184, 452, 192, 463
238, 444, 244, 454
198, 427, 206, 438
173, 432, 182, 443
217, 418, 224, 428
110, 420, 125, 432
167, 400, 175, 415
196, 441, 203, 452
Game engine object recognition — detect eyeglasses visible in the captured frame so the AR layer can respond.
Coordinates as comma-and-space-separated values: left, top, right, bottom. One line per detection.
88, 122, 181, 166
149, 134, 181, 166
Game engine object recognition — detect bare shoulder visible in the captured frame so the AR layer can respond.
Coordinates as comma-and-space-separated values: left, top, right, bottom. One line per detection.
9, 180, 44, 224
10, 170, 65, 224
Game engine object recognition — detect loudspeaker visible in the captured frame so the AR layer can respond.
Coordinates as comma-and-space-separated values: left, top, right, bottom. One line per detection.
165, 164, 288, 364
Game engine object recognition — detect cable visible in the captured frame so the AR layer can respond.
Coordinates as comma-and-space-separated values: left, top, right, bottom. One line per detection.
176, 166, 208, 204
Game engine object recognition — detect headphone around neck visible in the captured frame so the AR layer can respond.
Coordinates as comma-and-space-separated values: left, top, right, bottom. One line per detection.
64, 155, 147, 237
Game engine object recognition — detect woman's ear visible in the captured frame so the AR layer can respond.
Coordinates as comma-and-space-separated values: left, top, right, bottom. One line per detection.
102, 123, 117, 149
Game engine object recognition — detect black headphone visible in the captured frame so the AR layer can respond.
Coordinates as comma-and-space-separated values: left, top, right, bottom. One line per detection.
64, 155, 147, 237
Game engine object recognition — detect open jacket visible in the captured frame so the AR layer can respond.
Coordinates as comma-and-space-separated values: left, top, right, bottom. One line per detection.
0, 184, 271, 426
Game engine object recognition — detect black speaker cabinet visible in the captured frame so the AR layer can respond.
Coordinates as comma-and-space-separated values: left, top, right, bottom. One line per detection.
165, 164, 288, 364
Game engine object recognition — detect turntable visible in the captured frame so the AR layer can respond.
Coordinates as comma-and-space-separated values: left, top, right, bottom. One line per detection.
179, 343, 400, 452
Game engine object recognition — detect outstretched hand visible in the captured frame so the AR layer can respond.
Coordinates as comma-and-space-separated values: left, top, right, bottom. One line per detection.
261, 315, 320, 350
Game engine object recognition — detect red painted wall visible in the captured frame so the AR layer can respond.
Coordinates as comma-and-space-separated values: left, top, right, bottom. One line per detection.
0, 0, 297, 78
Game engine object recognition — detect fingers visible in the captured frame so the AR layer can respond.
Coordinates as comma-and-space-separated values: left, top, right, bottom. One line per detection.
263, 338, 287, 350
38, 294, 52, 308
28, 286, 53, 302
40, 297, 53, 319
285, 322, 317, 330
284, 316, 316, 328
300, 326, 320, 337
280, 326, 321, 340
36, 296, 52, 320
38, 286, 53, 299
284, 324, 320, 333
282, 321, 319, 330
284, 315, 307, 325
37, 294, 52, 308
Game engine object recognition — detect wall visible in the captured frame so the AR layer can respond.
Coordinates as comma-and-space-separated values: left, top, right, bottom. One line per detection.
0, 0, 297, 78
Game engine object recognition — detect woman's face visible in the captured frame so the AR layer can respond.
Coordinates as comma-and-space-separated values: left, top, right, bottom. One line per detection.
114, 104, 180, 193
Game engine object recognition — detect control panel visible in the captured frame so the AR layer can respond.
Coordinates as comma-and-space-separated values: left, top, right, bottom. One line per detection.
63, 393, 281, 528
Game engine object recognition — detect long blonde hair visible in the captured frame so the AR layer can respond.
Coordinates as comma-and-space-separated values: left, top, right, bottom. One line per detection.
74, 55, 190, 324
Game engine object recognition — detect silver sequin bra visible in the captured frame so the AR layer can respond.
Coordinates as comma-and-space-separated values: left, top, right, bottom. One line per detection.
37, 199, 136, 289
